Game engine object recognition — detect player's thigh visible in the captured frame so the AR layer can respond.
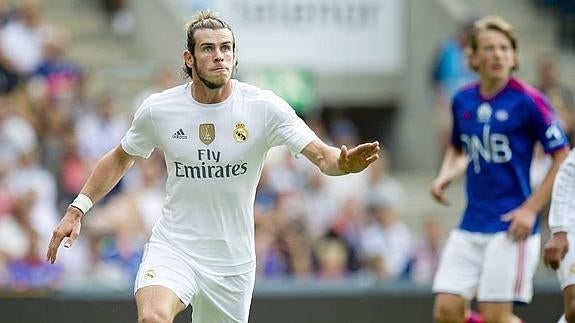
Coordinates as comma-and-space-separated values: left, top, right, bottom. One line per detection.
136, 285, 186, 321
192, 270, 256, 323
432, 229, 484, 300
479, 233, 540, 303
134, 237, 199, 306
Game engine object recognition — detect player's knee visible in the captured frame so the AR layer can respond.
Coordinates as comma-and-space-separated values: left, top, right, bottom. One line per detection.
565, 305, 575, 323
138, 308, 173, 323
433, 304, 464, 323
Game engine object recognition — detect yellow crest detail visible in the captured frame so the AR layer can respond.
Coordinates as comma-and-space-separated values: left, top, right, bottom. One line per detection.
233, 122, 248, 143
199, 123, 215, 145
144, 269, 156, 280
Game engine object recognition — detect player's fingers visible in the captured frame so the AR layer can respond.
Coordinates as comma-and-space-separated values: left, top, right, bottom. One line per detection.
500, 212, 513, 222
65, 226, 81, 248
340, 145, 348, 159
431, 189, 449, 205
366, 154, 379, 164
46, 232, 64, 263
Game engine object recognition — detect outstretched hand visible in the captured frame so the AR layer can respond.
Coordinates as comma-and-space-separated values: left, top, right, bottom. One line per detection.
46, 206, 83, 264
337, 141, 380, 174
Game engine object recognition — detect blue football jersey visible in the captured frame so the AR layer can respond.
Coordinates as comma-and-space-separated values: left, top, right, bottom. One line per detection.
451, 77, 569, 233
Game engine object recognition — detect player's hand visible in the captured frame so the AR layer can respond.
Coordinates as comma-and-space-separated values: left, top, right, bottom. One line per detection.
46, 206, 83, 264
543, 232, 568, 270
501, 206, 536, 242
337, 141, 380, 174
430, 177, 451, 206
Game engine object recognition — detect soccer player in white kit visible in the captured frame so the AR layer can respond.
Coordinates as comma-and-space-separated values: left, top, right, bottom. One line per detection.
45, 10, 380, 323
544, 148, 575, 323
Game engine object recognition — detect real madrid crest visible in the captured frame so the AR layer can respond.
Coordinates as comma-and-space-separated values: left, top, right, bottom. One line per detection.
233, 122, 249, 143
144, 269, 156, 280
570, 264, 575, 276
199, 123, 215, 145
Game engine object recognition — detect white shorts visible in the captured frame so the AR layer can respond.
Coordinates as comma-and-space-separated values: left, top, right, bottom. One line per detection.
134, 237, 256, 323
556, 232, 575, 290
432, 229, 540, 303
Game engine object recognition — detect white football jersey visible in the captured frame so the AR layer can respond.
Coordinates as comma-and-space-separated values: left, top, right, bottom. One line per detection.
121, 80, 317, 275
548, 147, 575, 234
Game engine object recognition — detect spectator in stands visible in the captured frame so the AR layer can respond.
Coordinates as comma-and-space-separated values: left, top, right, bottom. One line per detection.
76, 94, 128, 167
358, 194, 412, 280
429, 18, 477, 155
407, 213, 445, 285
30, 26, 83, 108
0, 0, 50, 87
536, 55, 575, 144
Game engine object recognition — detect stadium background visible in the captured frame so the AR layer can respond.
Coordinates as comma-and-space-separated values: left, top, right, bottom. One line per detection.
0, 0, 573, 321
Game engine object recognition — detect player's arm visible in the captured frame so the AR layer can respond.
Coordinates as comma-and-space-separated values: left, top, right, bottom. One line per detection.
430, 144, 468, 205
544, 148, 575, 269
522, 148, 569, 217
504, 147, 569, 241
46, 144, 137, 263
300, 139, 380, 176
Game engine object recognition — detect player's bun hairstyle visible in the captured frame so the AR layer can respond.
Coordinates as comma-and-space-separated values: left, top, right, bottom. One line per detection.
183, 10, 238, 79
466, 15, 519, 72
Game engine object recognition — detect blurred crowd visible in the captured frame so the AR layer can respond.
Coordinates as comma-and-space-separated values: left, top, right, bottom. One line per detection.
533, 0, 575, 50
0, 0, 446, 293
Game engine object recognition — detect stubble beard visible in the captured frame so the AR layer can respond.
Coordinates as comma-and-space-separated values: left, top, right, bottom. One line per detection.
195, 61, 228, 89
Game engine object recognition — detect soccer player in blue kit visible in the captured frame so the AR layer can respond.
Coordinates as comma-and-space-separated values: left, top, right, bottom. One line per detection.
430, 16, 570, 323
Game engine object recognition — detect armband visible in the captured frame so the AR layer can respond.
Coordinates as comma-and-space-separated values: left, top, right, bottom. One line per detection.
70, 194, 93, 215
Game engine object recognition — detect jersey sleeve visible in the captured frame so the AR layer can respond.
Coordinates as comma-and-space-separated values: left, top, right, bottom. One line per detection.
121, 98, 158, 158
528, 94, 569, 153
549, 148, 575, 233
264, 92, 318, 154
450, 94, 463, 149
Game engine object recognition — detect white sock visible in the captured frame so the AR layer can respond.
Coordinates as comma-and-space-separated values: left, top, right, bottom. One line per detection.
558, 314, 568, 323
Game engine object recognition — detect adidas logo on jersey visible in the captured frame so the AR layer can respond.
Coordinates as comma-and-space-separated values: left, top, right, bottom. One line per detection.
172, 128, 188, 139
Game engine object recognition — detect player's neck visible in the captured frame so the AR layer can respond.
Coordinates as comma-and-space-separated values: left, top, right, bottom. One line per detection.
479, 76, 509, 98
191, 81, 233, 104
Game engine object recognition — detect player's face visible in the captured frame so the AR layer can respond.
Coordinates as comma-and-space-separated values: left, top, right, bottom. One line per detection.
189, 28, 235, 89
470, 30, 517, 82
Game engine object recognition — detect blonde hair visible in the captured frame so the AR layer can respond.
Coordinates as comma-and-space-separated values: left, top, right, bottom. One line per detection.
467, 15, 518, 71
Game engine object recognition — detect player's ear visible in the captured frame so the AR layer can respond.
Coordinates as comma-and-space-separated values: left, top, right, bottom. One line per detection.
183, 50, 194, 68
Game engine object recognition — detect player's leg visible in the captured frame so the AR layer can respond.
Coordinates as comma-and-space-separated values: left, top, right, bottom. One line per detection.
432, 229, 484, 323
563, 285, 575, 322
477, 232, 540, 323
433, 293, 468, 323
134, 237, 198, 322
476, 302, 520, 323
191, 269, 256, 323
136, 285, 186, 323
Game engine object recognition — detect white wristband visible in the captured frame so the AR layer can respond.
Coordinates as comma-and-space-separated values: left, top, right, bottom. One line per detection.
70, 194, 93, 215
551, 226, 568, 235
